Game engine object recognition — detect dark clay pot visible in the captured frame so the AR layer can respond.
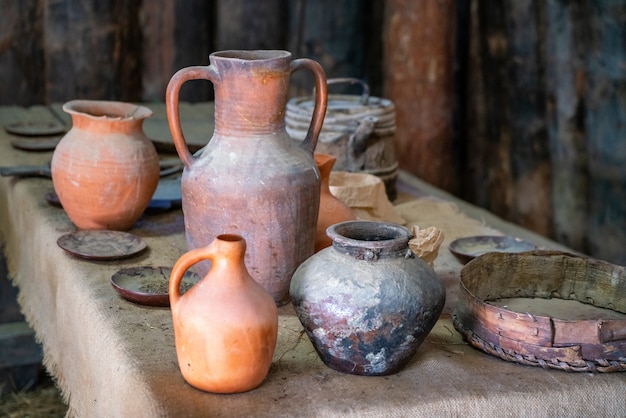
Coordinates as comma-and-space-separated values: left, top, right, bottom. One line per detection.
290, 220, 446, 375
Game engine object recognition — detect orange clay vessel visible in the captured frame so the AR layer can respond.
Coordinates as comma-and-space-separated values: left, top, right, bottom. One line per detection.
51, 100, 160, 230
314, 153, 356, 252
169, 234, 279, 394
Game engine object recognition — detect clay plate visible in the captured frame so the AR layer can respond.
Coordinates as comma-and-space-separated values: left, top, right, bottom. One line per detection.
111, 266, 199, 307
448, 235, 536, 263
57, 230, 147, 260
4, 121, 66, 136
11, 136, 62, 151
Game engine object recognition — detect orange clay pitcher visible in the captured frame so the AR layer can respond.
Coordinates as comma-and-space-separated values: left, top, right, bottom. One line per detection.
169, 234, 278, 394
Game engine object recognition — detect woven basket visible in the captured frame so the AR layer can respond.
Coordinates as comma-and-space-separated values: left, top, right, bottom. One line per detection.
453, 250, 626, 372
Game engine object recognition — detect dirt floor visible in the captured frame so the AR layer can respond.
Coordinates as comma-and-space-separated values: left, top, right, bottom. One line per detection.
0, 369, 68, 418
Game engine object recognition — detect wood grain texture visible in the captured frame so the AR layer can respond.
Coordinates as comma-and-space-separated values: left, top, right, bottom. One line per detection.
43, 0, 143, 102
383, 0, 457, 191
582, 0, 626, 265
544, 0, 589, 252
0, 1, 45, 105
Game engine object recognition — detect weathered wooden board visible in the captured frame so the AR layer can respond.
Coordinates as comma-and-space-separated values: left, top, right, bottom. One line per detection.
544, 1, 589, 252
0, 1, 46, 106
582, 1, 626, 265
383, 0, 457, 191
43, 0, 143, 102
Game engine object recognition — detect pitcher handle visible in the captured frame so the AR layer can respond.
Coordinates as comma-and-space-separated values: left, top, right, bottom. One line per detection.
166, 66, 219, 168
290, 59, 328, 154
169, 245, 214, 307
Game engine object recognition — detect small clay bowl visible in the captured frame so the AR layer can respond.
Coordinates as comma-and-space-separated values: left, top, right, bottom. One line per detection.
57, 230, 147, 260
111, 266, 199, 307
4, 121, 66, 136
449, 235, 537, 264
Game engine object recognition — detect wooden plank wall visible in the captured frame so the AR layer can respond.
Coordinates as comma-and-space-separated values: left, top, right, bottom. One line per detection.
465, 0, 626, 265
1, 0, 625, 265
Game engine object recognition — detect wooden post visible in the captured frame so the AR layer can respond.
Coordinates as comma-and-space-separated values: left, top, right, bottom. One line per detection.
383, 0, 457, 192
582, 0, 626, 264
465, 1, 553, 237
544, 0, 589, 252
501, 1, 552, 237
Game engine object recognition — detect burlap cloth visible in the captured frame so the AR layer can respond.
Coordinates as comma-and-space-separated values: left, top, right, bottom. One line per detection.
1, 107, 624, 417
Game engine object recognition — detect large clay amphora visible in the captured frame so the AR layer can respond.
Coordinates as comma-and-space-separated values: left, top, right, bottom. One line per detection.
166, 50, 328, 305
51, 100, 160, 230
169, 234, 278, 393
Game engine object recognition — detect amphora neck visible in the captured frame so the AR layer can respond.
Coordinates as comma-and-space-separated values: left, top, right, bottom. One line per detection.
210, 50, 292, 136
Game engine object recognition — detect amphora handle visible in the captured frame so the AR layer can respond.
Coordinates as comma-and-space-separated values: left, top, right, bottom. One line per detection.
165, 57, 327, 166
166, 66, 218, 167
290, 59, 328, 154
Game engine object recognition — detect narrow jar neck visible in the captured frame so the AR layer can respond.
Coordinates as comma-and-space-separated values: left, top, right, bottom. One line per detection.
328, 221, 412, 261
211, 51, 292, 136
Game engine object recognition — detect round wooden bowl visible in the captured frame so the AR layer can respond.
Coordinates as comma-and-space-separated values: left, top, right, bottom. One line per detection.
453, 250, 626, 373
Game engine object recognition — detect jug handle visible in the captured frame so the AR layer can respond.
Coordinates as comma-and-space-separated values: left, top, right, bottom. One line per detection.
169, 245, 215, 307
166, 66, 219, 168
290, 59, 328, 155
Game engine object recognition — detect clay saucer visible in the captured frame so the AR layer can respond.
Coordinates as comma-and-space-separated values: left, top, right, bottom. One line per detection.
10, 136, 62, 151
111, 266, 199, 307
448, 235, 537, 264
4, 121, 66, 136
57, 230, 147, 260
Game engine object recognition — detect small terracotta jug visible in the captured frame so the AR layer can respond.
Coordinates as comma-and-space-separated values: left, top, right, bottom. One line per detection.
314, 153, 356, 252
169, 234, 278, 394
51, 100, 160, 230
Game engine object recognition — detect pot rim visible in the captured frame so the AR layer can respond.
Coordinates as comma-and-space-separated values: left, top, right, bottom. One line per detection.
211, 50, 291, 62
62, 100, 152, 121
327, 220, 412, 259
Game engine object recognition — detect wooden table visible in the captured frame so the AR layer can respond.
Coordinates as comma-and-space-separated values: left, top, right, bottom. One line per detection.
1, 104, 624, 417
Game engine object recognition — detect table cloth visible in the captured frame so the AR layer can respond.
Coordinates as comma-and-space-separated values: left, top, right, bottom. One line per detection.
0, 104, 624, 417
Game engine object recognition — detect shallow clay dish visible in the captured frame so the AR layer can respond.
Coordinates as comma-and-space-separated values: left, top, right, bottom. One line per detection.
449, 235, 536, 263
4, 121, 66, 136
11, 136, 62, 151
57, 230, 147, 260
111, 266, 199, 307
